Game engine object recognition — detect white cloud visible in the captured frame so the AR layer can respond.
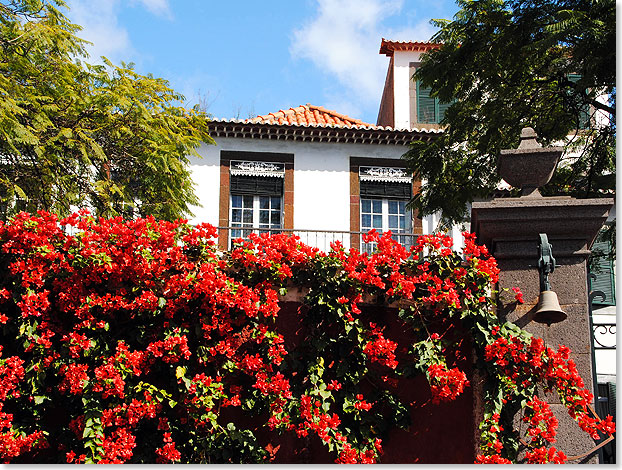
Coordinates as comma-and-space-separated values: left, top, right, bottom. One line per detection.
132, 0, 172, 19
290, 0, 439, 120
385, 21, 437, 43
291, 0, 400, 99
66, 0, 171, 65
67, 0, 133, 64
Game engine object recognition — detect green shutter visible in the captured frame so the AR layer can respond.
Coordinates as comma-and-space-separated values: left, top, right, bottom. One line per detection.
437, 100, 452, 123
590, 237, 616, 306
567, 74, 591, 129
416, 80, 437, 124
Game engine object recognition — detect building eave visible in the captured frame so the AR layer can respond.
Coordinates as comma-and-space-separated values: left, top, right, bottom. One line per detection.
207, 119, 442, 146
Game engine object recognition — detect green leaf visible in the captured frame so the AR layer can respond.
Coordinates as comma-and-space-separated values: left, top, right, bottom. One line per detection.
33, 395, 46, 405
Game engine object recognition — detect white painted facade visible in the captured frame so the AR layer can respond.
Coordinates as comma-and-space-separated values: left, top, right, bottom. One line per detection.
391, 50, 425, 130
187, 136, 424, 251
385, 46, 450, 131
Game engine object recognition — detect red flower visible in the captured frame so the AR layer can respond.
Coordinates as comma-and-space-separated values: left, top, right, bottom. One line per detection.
511, 287, 524, 304
427, 363, 470, 404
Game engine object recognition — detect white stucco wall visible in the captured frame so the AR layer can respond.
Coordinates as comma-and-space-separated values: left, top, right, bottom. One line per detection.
186, 142, 221, 226
592, 203, 616, 383
421, 212, 469, 253
187, 137, 412, 250
392, 51, 426, 130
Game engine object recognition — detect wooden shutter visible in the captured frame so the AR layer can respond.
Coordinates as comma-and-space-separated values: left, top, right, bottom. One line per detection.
360, 181, 411, 199
590, 237, 616, 306
437, 100, 452, 123
567, 74, 591, 129
230, 175, 283, 196
416, 80, 437, 124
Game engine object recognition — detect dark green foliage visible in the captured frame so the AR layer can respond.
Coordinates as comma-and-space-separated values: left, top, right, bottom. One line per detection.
405, 0, 615, 225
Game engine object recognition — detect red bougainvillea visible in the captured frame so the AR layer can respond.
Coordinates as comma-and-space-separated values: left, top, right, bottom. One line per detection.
0, 211, 614, 463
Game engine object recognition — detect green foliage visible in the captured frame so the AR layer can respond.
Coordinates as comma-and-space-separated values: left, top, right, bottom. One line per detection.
0, 213, 615, 463
0, 0, 214, 221
405, 0, 615, 225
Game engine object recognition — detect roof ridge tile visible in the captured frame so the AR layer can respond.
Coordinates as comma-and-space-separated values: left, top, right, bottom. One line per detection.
248, 104, 375, 129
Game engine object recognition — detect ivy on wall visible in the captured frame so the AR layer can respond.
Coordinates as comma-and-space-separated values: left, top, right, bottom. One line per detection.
0, 211, 614, 463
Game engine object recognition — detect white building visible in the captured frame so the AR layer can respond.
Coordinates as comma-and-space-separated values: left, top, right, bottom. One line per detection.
187, 39, 470, 253
187, 103, 444, 252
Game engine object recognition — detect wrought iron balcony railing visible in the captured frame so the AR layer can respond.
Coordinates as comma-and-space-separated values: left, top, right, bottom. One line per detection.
217, 226, 420, 253
592, 323, 616, 350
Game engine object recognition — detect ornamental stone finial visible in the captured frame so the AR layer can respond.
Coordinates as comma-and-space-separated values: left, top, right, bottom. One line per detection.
517, 127, 540, 149
498, 127, 562, 198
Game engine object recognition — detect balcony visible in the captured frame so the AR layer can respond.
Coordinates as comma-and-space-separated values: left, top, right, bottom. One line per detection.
216, 226, 420, 253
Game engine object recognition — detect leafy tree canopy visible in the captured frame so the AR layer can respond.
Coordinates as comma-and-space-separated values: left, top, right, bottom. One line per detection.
0, 0, 214, 221
405, 0, 615, 225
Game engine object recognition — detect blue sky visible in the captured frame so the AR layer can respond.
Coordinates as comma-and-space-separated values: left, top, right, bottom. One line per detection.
64, 0, 459, 125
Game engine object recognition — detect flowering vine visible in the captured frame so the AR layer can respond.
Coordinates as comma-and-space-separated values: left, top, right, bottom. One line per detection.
0, 211, 614, 463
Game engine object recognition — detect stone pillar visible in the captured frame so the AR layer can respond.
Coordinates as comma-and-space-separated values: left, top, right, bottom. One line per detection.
470, 129, 614, 463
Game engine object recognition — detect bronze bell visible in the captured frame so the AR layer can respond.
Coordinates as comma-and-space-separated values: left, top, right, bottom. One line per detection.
533, 290, 567, 325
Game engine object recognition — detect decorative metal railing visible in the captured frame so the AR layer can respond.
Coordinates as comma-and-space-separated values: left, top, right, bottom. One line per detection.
592, 323, 616, 350
217, 226, 419, 253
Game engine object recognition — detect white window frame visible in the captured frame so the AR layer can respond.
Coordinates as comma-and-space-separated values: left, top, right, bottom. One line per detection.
229, 194, 283, 244
360, 197, 412, 252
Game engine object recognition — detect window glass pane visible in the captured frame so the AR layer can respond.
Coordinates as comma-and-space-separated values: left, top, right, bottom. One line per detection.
372, 199, 382, 213
389, 215, 398, 229
271, 211, 280, 225
400, 217, 406, 230
231, 209, 242, 223
231, 195, 242, 208
362, 214, 371, 228
259, 210, 269, 224
271, 197, 281, 210
373, 215, 382, 228
361, 199, 371, 213
260, 197, 269, 210
388, 200, 398, 214
243, 195, 253, 207
243, 210, 253, 223
399, 200, 406, 213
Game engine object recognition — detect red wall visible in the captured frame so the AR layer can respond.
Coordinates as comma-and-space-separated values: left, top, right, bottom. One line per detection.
223, 301, 475, 464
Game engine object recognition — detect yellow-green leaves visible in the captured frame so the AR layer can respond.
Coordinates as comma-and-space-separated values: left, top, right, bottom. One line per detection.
0, 1, 214, 221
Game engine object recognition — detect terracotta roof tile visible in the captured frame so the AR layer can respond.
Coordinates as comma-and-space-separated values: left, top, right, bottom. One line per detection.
379, 38, 440, 56
247, 104, 375, 129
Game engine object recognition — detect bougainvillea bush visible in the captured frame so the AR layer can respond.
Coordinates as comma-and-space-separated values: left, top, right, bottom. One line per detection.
0, 211, 614, 463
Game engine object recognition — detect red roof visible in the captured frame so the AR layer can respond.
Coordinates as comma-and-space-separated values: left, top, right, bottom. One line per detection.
246, 104, 375, 128
379, 38, 440, 56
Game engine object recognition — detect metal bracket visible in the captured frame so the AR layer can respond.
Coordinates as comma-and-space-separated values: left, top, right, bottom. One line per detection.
537, 233, 556, 291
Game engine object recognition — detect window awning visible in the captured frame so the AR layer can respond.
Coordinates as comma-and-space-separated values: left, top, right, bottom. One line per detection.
359, 166, 412, 183
230, 160, 285, 178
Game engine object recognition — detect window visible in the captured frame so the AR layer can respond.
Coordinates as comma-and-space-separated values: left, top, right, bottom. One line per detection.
228, 160, 285, 245
589, 231, 616, 307
358, 166, 413, 253
567, 74, 591, 130
230, 194, 282, 240
416, 80, 452, 125
408, 62, 454, 126
361, 198, 411, 253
